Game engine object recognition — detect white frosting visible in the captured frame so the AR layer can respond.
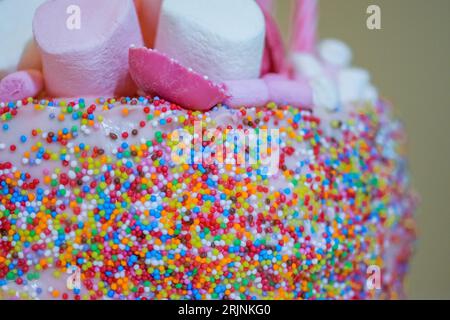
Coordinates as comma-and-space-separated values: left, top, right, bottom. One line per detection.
155, 0, 265, 82
318, 39, 353, 68
0, 0, 46, 79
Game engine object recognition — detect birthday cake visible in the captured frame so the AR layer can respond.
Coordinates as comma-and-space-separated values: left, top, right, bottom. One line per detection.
0, 0, 416, 300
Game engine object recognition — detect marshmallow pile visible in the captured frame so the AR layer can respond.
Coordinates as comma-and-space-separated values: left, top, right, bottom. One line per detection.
291, 39, 379, 111
0, 0, 379, 113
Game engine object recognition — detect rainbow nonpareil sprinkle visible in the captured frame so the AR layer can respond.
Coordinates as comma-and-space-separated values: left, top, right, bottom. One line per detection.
0, 97, 415, 300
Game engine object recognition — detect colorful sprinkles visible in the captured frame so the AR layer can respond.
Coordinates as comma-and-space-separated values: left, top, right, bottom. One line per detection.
0, 96, 415, 300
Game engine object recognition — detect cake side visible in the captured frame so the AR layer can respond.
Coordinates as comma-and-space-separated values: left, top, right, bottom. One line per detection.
0, 96, 416, 299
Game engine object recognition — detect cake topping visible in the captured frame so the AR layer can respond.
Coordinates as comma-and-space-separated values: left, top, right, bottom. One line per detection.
129, 48, 229, 111
291, 0, 318, 54
0, 70, 44, 103
224, 75, 314, 108
291, 54, 325, 79
155, 0, 265, 83
257, 0, 288, 75
33, 0, 143, 97
256, 0, 274, 13
291, 38, 380, 111
135, 0, 163, 48
1, 0, 378, 112
319, 39, 353, 68
128, 46, 314, 110
338, 67, 378, 105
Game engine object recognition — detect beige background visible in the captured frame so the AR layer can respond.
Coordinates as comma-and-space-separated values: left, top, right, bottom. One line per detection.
276, 0, 450, 299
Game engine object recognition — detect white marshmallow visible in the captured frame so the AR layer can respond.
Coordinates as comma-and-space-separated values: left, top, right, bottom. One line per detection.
338, 68, 371, 104
0, 0, 46, 79
291, 53, 325, 79
363, 85, 379, 105
319, 39, 353, 68
293, 42, 379, 108
291, 53, 339, 112
155, 0, 265, 82
311, 77, 340, 112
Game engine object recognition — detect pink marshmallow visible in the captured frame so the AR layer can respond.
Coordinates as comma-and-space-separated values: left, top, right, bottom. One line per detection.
224, 80, 269, 107
265, 76, 313, 107
224, 75, 313, 108
17, 40, 42, 73
33, 0, 143, 98
0, 69, 44, 102
263, 73, 289, 81
129, 47, 228, 111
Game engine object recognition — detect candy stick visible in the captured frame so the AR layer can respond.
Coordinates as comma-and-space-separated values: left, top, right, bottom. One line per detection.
256, 0, 274, 13
257, 2, 288, 75
291, 0, 318, 53
135, 0, 163, 48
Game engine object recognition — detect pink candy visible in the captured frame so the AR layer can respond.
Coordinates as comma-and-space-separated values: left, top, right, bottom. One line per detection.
224, 80, 270, 107
129, 47, 228, 111
256, 0, 274, 12
291, 0, 318, 54
224, 75, 313, 108
129, 47, 312, 110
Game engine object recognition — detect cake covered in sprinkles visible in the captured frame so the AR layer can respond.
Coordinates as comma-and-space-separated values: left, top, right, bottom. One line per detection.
0, 97, 415, 299
0, 0, 416, 300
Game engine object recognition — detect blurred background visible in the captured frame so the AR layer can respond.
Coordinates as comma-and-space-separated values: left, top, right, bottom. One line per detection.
277, 0, 450, 299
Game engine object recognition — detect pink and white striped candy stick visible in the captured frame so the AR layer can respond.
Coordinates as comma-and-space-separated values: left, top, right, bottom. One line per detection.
291, 0, 318, 53
256, 0, 274, 13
